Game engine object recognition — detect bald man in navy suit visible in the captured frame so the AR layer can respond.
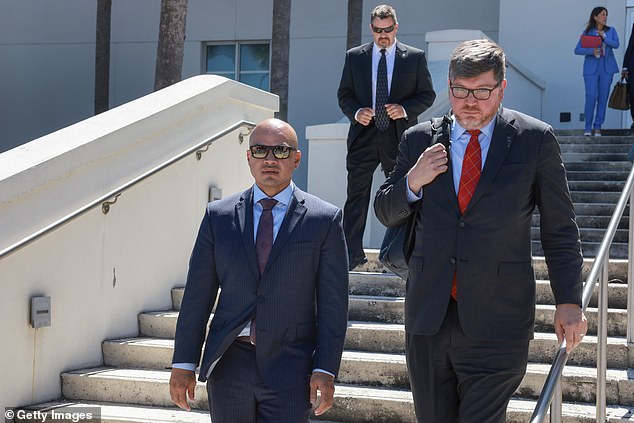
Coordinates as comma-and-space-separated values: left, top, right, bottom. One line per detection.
169, 118, 349, 423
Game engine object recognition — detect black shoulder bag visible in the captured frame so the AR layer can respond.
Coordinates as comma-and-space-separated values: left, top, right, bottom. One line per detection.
378, 116, 450, 280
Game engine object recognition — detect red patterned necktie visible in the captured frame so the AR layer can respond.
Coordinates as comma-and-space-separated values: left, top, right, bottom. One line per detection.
452, 129, 482, 300
250, 198, 278, 344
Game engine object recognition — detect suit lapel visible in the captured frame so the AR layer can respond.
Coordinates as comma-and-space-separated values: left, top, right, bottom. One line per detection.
390, 42, 408, 101
264, 188, 307, 273
465, 109, 516, 212
236, 188, 260, 280
361, 42, 374, 104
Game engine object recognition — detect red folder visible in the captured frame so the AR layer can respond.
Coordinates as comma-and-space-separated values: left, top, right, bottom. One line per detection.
580, 35, 602, 48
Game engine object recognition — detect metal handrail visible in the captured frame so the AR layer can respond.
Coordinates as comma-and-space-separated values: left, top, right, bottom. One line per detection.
0, 119, 256, 261
530, 163, 634, 422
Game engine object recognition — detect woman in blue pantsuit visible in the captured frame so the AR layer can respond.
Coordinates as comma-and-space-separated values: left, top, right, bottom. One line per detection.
575, 6, 619, 137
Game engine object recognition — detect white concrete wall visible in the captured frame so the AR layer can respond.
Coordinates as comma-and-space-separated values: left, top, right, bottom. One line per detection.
499, 0, 628, 130
0, 75, 277, 408
306, 123, 386, 249
0, 0, 501, 189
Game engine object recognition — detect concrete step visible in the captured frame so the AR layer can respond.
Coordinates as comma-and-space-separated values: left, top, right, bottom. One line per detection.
16, 401, 212, 423
297, 252, 630, 285
571, 191, 620, 203
565, 161, 631, 171
572, 202, 626, 215
58, 367, 634, 423
567, 180, 626, 191
533, 240, 629, 259
106, 321, 631, 372
563, 153, 629, 162
346, 274, 627, 307
556, 129, 634, 137
532, 226, 629, 243
169, 259, 629, 313
62, 367, 208, 409
560, 143, 631, 153
562, 214, 629, 229
566, 170, 630, 181
348, 295, 627, 336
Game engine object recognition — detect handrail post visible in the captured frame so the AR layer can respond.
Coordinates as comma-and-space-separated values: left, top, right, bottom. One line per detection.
626, 188, 634, 348
597, 261, 608, 422
549, 378, 562, 423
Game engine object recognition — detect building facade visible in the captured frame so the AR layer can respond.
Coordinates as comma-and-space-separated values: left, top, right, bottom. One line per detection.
1, 0, 631, 187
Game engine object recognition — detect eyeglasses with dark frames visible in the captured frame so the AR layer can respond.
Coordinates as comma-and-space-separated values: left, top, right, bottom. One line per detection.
371, 24, 396, 34
249, 144, 296, 159
449, 82, 501, 100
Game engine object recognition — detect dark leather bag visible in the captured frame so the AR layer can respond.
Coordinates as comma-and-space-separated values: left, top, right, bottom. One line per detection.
608, 78, 630, 110
379, 116, 450, 280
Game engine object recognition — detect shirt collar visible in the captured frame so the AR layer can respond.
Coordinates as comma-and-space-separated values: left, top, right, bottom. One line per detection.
253, 181, 294, 206
451, 115, 497, 142
373, 41, 397, 57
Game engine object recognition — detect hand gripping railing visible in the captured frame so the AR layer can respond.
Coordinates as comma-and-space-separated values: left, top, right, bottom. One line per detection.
530, 163, 634, 423
0, 120, 256, 261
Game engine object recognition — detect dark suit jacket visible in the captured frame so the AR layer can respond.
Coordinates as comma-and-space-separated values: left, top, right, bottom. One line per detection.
374, 109, 583, 341
337, 41, 436, 149
172, 186, 349, 388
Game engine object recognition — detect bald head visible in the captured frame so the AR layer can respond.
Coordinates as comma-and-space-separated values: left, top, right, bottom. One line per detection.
250, 118, 299, 150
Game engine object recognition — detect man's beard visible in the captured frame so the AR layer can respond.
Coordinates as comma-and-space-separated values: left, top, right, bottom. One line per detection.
454, 106, 496, 130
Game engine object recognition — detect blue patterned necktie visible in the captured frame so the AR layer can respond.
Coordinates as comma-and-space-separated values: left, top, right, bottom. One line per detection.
375, 48, 389, 131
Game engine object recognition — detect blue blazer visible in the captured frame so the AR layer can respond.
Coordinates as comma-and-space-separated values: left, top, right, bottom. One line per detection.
172, 186, 349, 387
574, 27, 620, 75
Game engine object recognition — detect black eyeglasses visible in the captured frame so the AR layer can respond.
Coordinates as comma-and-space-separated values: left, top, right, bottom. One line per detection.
249, 144, 296, 159
450, 82, 501, 100
372, 24, 395, 34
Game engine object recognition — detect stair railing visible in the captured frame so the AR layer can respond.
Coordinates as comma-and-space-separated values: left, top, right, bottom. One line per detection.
0, 120, 256, 261
530, 161, 634, 423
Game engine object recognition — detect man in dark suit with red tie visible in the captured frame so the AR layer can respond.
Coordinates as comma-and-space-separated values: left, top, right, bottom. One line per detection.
169, 118, 349, 422
338, 4, 435, 270
375, 39, 588, 422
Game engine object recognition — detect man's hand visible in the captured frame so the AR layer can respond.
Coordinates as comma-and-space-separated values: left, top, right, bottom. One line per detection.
310, 371, 336, 416
355, 108, 375, 126
554, 303, 588, 353
385, 103, 406, 120
169, 368, 196, 411
407, 143, 448, 193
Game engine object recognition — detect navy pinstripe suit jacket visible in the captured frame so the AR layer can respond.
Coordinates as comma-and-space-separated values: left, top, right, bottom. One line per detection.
172, 185, 349, 388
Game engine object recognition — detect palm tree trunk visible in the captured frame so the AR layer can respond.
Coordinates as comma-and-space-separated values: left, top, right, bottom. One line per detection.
94, 0, 112, 114
346, 0, 363, 51
154, 0, 188, 91
270, 0, 291, 121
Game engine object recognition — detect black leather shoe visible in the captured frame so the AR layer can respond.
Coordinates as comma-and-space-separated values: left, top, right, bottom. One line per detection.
348, 255, 368, 271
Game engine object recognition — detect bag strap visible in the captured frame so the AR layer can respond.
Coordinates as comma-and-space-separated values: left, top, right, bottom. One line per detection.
403, 115, 452, 260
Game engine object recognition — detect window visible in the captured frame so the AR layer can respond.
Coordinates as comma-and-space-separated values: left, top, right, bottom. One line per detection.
204, 42, 270, 91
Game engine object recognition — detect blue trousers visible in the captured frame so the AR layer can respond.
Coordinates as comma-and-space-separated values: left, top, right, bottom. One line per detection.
583, 59, 614, 131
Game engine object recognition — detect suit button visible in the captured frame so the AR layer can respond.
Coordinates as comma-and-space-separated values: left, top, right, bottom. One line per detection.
459, 221, 465, 228
450, 258, 456, 264
257, 296, 264, 303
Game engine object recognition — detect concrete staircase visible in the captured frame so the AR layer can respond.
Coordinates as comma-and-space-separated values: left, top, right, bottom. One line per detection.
532, 129, 633, 259
23, 130, 634, 422
21, 253, 632, 422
